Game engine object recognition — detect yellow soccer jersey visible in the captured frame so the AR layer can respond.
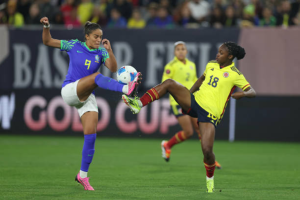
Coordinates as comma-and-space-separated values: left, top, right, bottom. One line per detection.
194, 61, 250, 120
162, 57, 198, 105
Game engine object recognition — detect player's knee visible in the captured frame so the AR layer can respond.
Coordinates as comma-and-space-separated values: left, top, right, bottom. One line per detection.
164, 79, 179, 93
184, 130, 193, 137
164, 79, 176, 87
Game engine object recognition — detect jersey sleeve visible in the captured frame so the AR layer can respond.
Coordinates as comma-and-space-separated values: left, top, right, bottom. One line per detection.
234, 74, 251, 91
162, 63, 175, 82
99, 48, 109, 65
60, 39, 78, 52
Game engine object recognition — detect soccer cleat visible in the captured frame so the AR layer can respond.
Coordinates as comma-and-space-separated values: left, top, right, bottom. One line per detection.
206, 177, 215, 193
127, 72, 142, 96
75, 172, 94, 191
161, 140, 171, 162
215, 161, 222, 169
122, 95, 141, 114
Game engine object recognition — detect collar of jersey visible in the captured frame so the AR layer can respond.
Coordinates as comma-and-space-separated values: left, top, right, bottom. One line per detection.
83, 42, 98, 52
174, 57, 188, 64
220, 62, 235, 69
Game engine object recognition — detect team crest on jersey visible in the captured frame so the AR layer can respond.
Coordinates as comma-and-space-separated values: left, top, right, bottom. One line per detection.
223, 72, 229, 78
190, 66, 193, 70
166, 69, 171, 74
95, 55, 100, 63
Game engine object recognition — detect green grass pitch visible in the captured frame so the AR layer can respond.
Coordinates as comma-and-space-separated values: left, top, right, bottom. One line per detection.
0, 135, 299, 200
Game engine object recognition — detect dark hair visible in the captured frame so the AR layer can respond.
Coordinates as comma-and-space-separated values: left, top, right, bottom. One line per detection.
223, 42, 246, 60
84, 21, 101, 41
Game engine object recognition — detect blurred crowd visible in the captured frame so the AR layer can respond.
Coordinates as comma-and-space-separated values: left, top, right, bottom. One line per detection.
0, 0, 300, 29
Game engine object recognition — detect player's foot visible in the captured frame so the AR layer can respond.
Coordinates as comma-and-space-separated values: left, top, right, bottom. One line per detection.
75, 172, 94, 191
206, 177, 215, 193
127, 72, 142, 96
215, 161, 222, 169
161, 140, 171, 162
122, 95, 141, 114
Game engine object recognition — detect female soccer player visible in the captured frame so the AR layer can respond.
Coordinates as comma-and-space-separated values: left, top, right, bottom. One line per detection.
40, 17, 141, 190
161, 41, 221, 169
122, 42, 256, 193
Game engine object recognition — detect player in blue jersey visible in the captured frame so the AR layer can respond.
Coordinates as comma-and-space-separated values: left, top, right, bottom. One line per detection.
40, 17, 141, 190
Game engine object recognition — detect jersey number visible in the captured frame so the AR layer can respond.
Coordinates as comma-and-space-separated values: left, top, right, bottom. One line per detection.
208, 75, 219, 88
85, 59, 91, 70
207, 113, 217, 120
186, 73, 190, 81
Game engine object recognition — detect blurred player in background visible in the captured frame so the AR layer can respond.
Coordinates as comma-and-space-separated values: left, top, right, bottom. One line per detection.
40, 17, 141, 190
161, 41, 221, 169
122, 42, 256, 193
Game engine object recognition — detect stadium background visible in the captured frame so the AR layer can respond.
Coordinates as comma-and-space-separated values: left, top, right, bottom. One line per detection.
0, 27, 299, 141
0, 0, 299, 141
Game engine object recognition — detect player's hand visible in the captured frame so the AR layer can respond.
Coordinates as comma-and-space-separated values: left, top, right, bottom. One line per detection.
40, 17, 50, 26
231, 92, 245, 100
102, 39, 111, 50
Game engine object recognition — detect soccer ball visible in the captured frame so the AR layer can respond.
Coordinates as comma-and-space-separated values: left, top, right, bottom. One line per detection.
117, 65, 137, 85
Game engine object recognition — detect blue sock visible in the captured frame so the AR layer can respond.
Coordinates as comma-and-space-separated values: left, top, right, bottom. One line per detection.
81, 133, 96, 172
95, 74, 123, 93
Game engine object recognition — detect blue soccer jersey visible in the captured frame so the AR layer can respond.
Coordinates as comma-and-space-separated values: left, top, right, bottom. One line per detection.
61, 39, 109, 87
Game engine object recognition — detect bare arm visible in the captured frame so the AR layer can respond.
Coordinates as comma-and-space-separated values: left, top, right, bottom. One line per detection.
40, 17, 61, 48
190, 74, 205, 94
102, 39, 117, 73
231, 86, 256, 100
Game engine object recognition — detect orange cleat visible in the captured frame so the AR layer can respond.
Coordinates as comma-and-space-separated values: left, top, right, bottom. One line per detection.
161, 140, 171, 162
215, 161, 222, 169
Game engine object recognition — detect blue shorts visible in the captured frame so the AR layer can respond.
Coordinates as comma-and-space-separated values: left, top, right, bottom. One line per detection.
182, 94, 219, 128
170, 104, 185, 118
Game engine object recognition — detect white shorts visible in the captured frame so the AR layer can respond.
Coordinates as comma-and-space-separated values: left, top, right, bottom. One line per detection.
61, 80, 98, 117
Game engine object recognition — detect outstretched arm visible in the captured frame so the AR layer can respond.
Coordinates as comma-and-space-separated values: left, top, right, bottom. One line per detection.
40, 17, 61, 48
190, 75, 205, 93
102, 39, 118, 73
231, 86, 256, 100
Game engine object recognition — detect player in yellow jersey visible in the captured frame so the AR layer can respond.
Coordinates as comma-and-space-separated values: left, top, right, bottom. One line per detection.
160, 41, 221, 169
122, 42, 256, 193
